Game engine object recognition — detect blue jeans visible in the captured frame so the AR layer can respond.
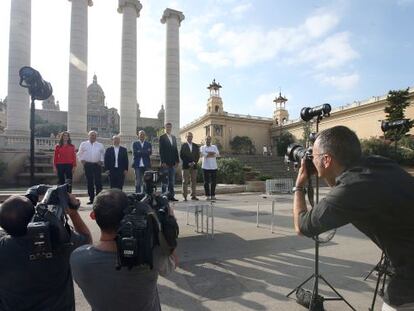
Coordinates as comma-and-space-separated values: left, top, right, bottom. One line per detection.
134, 167, 146, 193
161, 166, 175, 197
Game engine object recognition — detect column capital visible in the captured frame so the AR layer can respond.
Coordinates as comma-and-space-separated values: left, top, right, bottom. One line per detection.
161, 8, 185, 26
118, 0, 142, 17
68, 0, 93, 7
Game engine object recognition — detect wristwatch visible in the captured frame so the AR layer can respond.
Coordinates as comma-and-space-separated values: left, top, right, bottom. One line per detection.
292, 186, 307, 194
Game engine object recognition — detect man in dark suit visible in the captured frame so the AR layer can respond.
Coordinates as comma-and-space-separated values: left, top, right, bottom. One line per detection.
180, 132, 200, 201
104, 135, 129, 190
132, 130, 152, 193
159, 122, 179, 201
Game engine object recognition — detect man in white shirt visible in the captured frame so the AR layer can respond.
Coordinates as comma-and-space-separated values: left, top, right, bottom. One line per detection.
200, 135, 220, 201
77, 131, 105, 204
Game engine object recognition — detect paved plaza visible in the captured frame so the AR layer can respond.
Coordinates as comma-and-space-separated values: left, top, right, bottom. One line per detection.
73, 191, 383, 311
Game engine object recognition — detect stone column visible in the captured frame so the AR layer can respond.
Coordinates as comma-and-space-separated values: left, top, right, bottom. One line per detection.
118, 0, 142, 139
5, 0, 31, 135
161, 8, 185, 138
67, 0, 92, 137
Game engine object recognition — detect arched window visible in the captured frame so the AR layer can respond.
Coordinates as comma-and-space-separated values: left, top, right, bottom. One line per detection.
215, 105, 219, 112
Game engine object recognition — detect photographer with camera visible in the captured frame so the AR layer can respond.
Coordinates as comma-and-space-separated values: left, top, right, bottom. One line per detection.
292, 126, 414, 311
0, 190, 91, 311
71, 189, 177, 311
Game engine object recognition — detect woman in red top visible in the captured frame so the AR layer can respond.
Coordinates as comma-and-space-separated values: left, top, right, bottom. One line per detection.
53, 131, 77, 187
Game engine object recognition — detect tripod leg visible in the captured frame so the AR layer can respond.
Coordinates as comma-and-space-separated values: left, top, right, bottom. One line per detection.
369, 270, 382, 311
364, 252, 384, 281
286, 274, 315, 297
379, 271, 387, 297
319, 275, 357, 311
309, 275, 319, 311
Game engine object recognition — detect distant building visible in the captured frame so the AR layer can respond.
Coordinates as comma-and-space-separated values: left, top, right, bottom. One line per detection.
180, 79, 273, 154
87, 74, 120, 138
31, 74, 164, 138
181, 80, 414, 155
137, 103, 165, 130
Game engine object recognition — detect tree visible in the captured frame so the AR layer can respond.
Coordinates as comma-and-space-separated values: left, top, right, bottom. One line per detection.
384, 88, 413, 141
301, 121, 313, 147
230, 136, 255, 154
276, 131, 294, 156
35, 123, 66, 137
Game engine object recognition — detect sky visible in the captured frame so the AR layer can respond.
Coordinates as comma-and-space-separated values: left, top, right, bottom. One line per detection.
0, 0, 414, 127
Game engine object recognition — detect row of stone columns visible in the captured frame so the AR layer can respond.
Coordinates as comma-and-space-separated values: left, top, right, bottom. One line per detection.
5, 0, 184, 140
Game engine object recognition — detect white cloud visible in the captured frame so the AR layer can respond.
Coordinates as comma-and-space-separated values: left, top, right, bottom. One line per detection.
231, 3, 253, 16
186, 10, 355, 71
304, 13, 339, 38
296, 32, 359, 69
316, 72, 360, 91
254, 92, 277, 109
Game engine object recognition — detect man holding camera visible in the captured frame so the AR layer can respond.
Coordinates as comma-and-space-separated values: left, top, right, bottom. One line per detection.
71, 189, 177, 311
293, 126, 414, 310
0, 193, 91, 311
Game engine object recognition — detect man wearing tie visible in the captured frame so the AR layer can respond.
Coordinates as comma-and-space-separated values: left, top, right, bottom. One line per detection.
132, 130, 152, 193
180, 132, 200, 201
159, 123, 179, 201
77, 131, 105, 204
104, 135, 129, 190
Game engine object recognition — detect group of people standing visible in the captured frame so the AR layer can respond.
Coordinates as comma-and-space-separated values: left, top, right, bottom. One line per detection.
52, 122, 220, 204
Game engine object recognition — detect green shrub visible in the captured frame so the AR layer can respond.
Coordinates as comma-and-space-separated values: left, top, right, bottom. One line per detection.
258, 175, 273, 181
360, 138, 414, 166
217, 158, 245, 184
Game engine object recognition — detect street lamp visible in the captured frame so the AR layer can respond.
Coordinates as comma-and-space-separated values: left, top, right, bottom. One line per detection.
19, 66, 53, 185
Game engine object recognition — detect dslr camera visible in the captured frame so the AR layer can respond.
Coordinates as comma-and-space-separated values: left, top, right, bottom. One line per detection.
25, 183, 78, 260
286, 143, 317, 175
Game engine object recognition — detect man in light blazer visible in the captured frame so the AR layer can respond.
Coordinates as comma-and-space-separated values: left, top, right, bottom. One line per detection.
132, 130, 152, 193
104, 135, 129, 190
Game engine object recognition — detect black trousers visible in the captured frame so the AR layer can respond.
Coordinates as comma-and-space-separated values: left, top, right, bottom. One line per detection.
203, 169, 217, 196
56, 163, 73, 186
84, 162, 102, 201
109, 168, 125, 190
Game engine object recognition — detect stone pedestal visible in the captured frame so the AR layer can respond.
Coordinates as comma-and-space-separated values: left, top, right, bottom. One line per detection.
118, 0, 142, 138
5, 0, 31, 135
161, 8, 185, 138
67, 0, 93, 137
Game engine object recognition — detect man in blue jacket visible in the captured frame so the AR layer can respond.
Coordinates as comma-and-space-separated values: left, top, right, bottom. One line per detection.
132, 130, 152, 193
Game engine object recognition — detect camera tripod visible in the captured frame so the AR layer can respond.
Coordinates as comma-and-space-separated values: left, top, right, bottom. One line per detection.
286, 116, 356, 311
364, 252, 391, 311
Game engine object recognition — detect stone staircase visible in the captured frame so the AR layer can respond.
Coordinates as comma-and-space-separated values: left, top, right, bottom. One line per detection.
230, 154, 297, 179
17, 151, 56, 186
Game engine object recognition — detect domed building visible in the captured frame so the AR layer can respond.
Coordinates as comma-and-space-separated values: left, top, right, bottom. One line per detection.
87, 74, 120, 138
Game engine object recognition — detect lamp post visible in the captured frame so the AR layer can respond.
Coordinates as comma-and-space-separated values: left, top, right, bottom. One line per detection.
19, 66, 53, 185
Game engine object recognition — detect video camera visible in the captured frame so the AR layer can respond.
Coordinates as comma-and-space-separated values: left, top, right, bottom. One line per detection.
25, 183, 78, 260
142, 170, 167, 196
115, 170, 178, 271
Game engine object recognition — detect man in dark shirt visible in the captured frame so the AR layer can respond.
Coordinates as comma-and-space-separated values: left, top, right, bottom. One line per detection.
0, 194, 91, 311
71, 189, 176, 311
293, 126, 414, 310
